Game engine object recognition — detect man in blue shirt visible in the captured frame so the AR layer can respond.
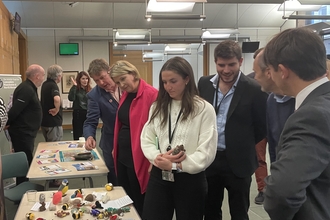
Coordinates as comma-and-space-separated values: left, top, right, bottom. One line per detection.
253, 49, 295, 163
198, 40, 267, 220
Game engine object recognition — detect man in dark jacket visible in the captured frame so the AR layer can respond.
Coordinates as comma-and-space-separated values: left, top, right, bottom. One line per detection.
6, 64, 45, 184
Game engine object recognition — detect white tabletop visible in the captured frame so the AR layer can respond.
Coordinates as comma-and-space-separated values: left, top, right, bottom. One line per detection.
14, 186, 141, 220
27, 141, 109, 181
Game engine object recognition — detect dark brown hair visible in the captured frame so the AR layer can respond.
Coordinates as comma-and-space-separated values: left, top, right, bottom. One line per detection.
263, 27, 326, 81
149, 57, 201, 127
214, 40, 242, 62
76, 71, 92, 92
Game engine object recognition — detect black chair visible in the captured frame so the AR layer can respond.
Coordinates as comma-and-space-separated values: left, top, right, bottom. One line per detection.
1, 152, 44, 204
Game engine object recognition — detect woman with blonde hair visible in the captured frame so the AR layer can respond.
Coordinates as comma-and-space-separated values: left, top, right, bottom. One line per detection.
110, 60, 158, 216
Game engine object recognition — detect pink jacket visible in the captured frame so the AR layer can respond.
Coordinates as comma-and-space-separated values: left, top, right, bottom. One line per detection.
113, 79, 158, 194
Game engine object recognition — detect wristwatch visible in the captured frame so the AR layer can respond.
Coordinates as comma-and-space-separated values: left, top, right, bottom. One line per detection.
171, 162, 177, 171
172, 163, 183, 173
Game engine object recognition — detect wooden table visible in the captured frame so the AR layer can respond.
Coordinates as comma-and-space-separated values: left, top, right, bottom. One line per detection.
27, 141, 109, 189
14, 186, 141, 220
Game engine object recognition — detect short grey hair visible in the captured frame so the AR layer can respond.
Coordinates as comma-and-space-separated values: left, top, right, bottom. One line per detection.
26, 64, 44, 79
47, 64, 63, 80
257, 51, 268, 73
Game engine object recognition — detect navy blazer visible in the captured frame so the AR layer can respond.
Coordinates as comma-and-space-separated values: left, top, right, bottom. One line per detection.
198, 73, 267, 178
264, 81, 330, 220
83, 86, 118, 151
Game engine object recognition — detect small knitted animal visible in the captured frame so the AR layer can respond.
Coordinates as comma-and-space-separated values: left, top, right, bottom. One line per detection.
172, 145, 185, 155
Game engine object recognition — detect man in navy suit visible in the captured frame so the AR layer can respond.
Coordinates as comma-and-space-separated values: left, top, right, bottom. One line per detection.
263, 28, 330, 220
84, 58, 120, 185
198, 40, 267, 220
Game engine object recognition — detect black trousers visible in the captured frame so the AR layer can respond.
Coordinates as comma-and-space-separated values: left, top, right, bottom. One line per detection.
204, 151, 252, 220
117, 160, 144, 217
8, 131, 35, 185
143, 166, 207, 220
72, 109, 87, 140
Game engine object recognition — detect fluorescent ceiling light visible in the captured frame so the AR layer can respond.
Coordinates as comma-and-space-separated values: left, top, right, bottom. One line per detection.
115, 32, 145, 39
114, 29, 149, 40
165, 44, 188, 51
165, 46, 186, 51
145, 14, 205, 20
206, 29, 240, 35
147, 0, 195, 12
143, 52, 164, 58
278, 0, 322, 11
202, 31, 230, 39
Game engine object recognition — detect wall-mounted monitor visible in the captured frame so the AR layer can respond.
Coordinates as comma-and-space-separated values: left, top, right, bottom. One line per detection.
13, 12, 21, 35
59, 43, 79, 55
242, 41, 260, 53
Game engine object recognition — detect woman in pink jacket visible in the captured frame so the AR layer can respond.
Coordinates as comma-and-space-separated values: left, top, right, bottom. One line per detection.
110, 60, 158, 217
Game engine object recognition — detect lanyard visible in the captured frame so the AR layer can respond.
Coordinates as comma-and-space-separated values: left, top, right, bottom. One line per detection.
167, 108, 183, 151
214, 77, 229, 115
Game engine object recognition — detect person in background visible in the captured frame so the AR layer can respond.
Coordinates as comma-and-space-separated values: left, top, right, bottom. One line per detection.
40, 64, 63, 187
198, 40, 267, 220
110, 60, 158, 217
141, 57, 217, 220
263, 27, 330, 220
253, 48, 295, 163
6, 64, 45, 171
248, 48, 268, 205
68, 71, 92, 140
84, 58, 120, 185
40, 64, 63, 142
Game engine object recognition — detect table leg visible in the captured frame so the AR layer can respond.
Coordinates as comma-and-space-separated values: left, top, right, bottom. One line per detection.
44, 180, 50, 191
82, 177, 93, 188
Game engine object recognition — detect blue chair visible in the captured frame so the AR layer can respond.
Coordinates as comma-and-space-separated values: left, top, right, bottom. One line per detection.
1, 152, 44, 204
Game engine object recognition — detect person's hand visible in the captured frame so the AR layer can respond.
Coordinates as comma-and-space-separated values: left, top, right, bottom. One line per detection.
85, 136, 96, 150
48, 108, 59, 116
4, 125, 9, 130
71, 77, 77, 86
162, 149, 186, 163
154, 154, 172, 170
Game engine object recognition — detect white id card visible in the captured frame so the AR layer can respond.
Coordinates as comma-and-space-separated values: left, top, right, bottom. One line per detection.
162, 170, 174, 182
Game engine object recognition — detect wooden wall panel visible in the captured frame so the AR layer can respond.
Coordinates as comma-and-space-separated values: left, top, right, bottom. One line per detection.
110, 48, 153, 86
0, 0, 20, 75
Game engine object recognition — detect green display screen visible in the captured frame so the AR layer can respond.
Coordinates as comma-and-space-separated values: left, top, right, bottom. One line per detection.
59, 43, 79, 55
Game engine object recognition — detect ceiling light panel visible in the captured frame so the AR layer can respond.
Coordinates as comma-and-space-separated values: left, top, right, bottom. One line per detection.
147, 0, 195, 12
116, 32, 145, 39
114, 29, 149, 40
206, 29, 240, 35
278, 1, 322, 11
143, 52, 164, 58
202, 31, 230, 39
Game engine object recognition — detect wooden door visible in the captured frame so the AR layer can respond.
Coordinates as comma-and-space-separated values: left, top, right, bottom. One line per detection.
109, 45, 153, 86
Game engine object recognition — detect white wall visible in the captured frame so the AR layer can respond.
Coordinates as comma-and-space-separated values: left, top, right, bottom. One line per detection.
24, 28, 205, 124
25, 29, 111, 124
153, 49, 203, 89
24, 25, 296, 125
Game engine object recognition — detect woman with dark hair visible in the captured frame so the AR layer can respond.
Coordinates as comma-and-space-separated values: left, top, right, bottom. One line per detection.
68, 71, 92, 140
140, 57, 217, 220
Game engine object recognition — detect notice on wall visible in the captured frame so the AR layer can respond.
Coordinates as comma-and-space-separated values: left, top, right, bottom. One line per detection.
0, 74, 21, 156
